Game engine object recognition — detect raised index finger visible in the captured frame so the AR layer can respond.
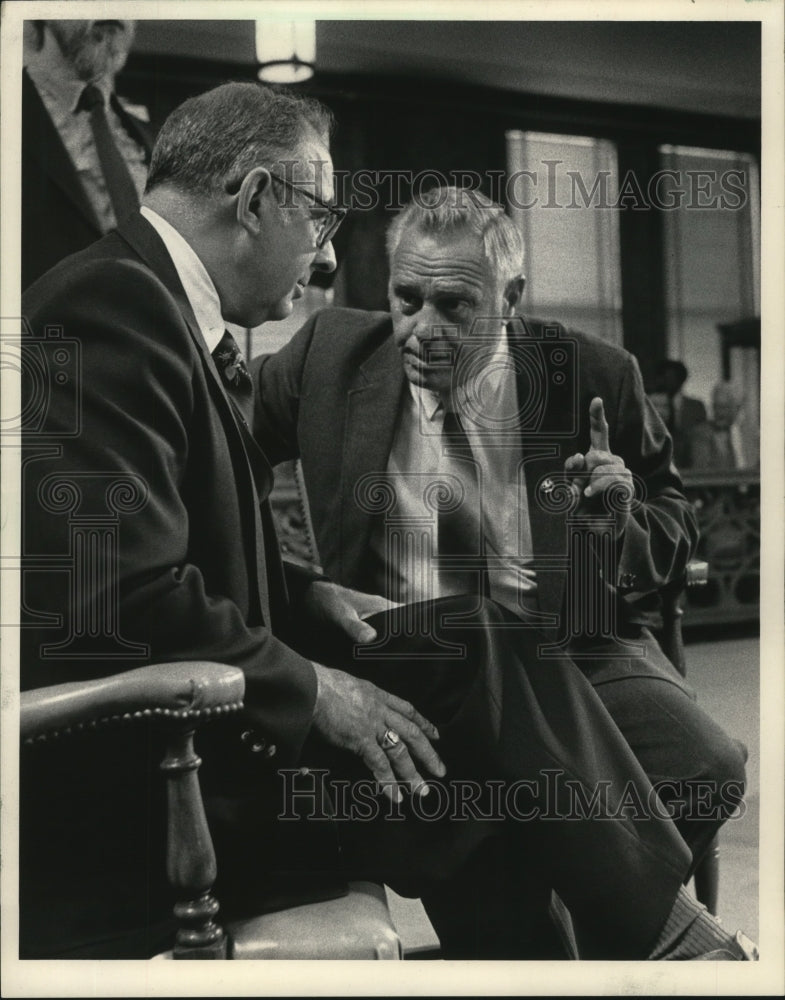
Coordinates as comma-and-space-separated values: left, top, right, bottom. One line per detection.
589, 396, 610, 453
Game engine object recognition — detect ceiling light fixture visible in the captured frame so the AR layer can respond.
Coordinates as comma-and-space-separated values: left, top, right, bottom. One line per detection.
256, 21, 315, 84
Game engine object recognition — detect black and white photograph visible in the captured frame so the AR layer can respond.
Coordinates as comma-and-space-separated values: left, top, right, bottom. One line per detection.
1, 1, 783, 996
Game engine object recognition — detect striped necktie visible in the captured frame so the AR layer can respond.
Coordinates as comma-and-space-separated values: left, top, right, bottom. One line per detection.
438, 407, 487, 596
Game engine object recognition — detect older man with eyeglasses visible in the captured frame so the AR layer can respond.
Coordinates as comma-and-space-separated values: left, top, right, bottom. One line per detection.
20, 82, 755, 963
20, 80, 423, 959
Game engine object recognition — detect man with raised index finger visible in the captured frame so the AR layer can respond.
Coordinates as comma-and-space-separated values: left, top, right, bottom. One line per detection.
21, 79, 705, 965
255, 185, 754, 960
21, 79, 690, 964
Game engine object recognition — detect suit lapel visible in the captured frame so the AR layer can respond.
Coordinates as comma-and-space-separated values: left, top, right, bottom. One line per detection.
340, 333, 406, 584
116, 213, 275, 624
509, 318, 577, 626
22, 69, 103, 235
110, 94, 153, 161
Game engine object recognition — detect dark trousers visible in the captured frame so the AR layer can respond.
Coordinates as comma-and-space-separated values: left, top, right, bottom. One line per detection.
570, 630, 747, 877
21, 599, 745, 960
295, 597, 697, 959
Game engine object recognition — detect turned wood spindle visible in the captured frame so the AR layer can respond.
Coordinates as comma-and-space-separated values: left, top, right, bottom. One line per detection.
160, 721, 227, 959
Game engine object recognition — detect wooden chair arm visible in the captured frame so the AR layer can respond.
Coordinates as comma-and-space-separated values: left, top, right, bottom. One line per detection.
21, 662, 245, 958
21, 661, 245, 742
20, 664, 403, 959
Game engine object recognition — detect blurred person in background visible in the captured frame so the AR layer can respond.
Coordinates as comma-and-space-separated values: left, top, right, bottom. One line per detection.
22, 18, 153, 288
691, 381, 749, 471
653, 359, 708, 469
255, 186, 755, 961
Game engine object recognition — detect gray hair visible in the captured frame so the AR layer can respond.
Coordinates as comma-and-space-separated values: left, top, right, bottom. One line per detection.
145, 82, 333, 195
386, 186, 525, 288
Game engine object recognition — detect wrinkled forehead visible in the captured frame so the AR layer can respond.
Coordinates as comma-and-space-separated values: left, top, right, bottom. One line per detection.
389, 228, 493, 293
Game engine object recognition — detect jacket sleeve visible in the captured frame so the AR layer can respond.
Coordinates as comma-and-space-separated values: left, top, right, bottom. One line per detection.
612, 353, 699, 595
252, 310, 323, 466
21, 259, 316, 765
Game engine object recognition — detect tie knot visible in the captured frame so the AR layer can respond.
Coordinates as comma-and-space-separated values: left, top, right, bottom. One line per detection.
78, 83, 105, 112
213, 329, 253, 396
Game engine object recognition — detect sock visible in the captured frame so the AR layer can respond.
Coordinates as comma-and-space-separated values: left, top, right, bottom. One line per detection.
648, 886, 739, 960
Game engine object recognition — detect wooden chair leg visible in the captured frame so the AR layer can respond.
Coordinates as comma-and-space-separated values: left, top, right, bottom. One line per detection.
160, 723, 227, 959
693, 834, 720, 915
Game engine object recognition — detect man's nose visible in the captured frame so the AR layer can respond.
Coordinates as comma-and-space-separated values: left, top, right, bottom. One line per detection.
413, 305, 450, 341
312, 239, 337, 274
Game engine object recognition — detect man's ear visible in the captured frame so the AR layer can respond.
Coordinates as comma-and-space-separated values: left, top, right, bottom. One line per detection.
235, 166, 273, 234
503, 275, 525, 316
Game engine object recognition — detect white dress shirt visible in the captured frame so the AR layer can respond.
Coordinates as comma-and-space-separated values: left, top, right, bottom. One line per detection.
370, 330, 537, 617
729, 423, 745, 468
140, 207, 225, 353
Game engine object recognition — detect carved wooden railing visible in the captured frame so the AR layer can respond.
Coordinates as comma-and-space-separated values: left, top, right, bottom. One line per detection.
680, 470, 760, 627
269, 460, 321, 570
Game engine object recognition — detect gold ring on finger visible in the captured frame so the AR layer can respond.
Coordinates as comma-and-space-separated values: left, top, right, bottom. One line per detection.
380, 728, 400, 750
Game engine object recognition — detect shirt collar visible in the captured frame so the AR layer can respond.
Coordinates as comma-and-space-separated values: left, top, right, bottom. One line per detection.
140, 206, 226, 353
26, 32, 114, 113
409, 383, 443, 422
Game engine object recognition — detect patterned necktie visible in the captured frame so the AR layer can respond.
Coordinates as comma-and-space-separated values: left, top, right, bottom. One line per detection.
212, 330, 283, 626
77, 83, 140, 224
212, 329, 254, 424
438, 407, 487, 596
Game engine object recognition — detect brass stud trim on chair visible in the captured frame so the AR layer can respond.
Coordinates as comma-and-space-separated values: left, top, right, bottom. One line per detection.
23, 700, 245, 744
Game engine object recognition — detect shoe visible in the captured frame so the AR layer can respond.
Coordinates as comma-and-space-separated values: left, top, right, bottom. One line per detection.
691, 931, 759, 960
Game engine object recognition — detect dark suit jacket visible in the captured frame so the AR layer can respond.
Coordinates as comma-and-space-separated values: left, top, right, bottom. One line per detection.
21, 69, 154, 290
255, 308, 699, 652
20, 213, 322, 955
20, 284, 693, 958
22, 211, 318, 752
672, 393, 708, 469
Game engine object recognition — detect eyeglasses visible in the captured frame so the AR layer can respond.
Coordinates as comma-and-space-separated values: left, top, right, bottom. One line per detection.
268, 171, 346, 249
